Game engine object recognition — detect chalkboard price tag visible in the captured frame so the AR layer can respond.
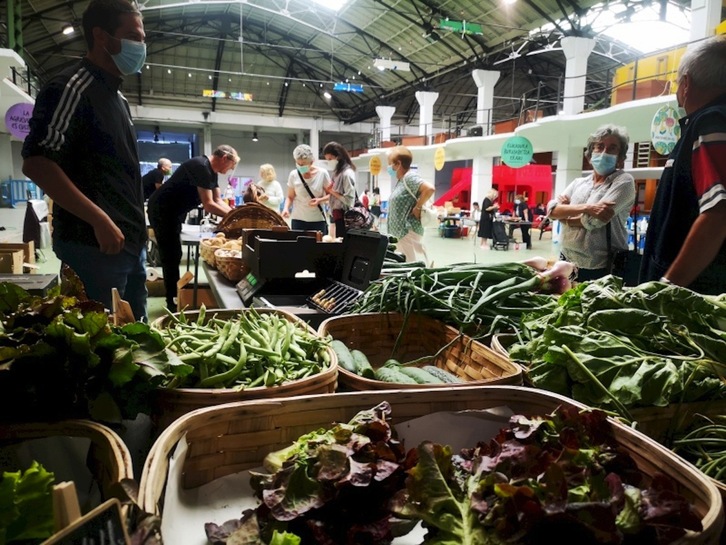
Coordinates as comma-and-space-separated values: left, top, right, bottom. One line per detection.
42, 499, 130, 545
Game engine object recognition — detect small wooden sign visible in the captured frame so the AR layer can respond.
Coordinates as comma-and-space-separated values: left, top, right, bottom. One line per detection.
42, 498, 130, 545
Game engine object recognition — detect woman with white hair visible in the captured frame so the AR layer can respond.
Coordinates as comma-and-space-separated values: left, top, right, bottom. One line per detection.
477, 187, 500, 249
282, 144, 332, 234
547, 124, 636, 282
256, 163, 283, 211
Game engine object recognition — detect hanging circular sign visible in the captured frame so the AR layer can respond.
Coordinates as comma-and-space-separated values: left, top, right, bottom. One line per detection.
650, 105, 681, 156
434, 147, 446, 171
369, 155, 382, 176
501, 136, 533, 168
4, 103, 33, 140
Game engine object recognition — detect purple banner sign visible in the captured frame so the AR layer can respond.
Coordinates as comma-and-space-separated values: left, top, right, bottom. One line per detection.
5, 102, 34, 140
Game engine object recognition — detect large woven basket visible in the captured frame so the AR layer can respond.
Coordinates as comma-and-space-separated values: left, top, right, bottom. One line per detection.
150, 308, 337, 431
492, 334, 726, 499
199, 239, 219, 268
215, 203, 288, 238
213, 251, 249, 283
0, 420, 133, 503
138, 386, 724, 545
318, 312, 522, 390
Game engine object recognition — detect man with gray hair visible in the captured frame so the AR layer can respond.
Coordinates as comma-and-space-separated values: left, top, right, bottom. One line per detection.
640, 35, 726, 294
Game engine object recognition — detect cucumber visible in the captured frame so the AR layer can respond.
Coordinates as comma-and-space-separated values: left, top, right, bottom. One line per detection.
330, 340, 356, 373
351, 349, 375, 379
422, 365, 463, 384
374, 366, 417, 384
398, 366, 445, 384
383, 358, 401, 368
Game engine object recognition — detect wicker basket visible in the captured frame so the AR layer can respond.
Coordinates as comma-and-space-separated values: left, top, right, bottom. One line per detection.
150, 308, 338, 431
215, 203, 288, 238
490, 333, 516, 357
0, 420, 133, 503
138, 386, 724, 545
318, 312, 522, 390
199, 239, 219, 268
492, 334, 726, 499
213, 251, 249, 282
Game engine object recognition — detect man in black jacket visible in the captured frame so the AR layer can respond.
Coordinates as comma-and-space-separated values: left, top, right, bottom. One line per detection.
640, 36, 726, 295
22, 0, 148, 319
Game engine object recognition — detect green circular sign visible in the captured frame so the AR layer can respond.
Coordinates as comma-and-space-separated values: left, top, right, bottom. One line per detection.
501, 136, 533, 168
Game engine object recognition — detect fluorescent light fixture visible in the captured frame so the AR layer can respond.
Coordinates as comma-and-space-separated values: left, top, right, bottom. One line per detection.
62, 25, 74, 35
323, 91, 332, 99
373, 58, 410, 72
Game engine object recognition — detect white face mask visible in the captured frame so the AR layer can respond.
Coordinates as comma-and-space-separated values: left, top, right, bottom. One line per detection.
325, 159, 338, 171
514, 199, 521, 205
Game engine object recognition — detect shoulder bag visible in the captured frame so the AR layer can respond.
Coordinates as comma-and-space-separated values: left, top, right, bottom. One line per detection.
403, 178, 438, 228
344, 187, 374, 230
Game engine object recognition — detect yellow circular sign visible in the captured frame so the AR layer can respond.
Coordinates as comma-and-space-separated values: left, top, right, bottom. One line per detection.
434, 147, 446, 171
369, 155, 382, 176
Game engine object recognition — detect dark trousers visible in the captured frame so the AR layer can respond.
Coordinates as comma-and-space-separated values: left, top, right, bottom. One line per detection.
148, 213, 183, 307
520, 225, 531, 248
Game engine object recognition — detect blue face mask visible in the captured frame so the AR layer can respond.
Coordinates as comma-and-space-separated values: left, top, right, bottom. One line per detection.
108, 35, 146, 75
590, 152, 617, 176
296, 165, 310, 175
387, 165, 396, 177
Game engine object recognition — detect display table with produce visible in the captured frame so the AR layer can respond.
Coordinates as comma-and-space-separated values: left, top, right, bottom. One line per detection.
149, 307, 338, 431
139, 386, 723, 545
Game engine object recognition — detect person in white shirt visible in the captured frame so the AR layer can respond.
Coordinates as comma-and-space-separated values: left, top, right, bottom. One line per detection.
256, 163, 284, 211
282, 145, 332, 234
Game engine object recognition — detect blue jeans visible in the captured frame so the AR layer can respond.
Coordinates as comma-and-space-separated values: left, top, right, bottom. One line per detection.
54, 240, 148, 321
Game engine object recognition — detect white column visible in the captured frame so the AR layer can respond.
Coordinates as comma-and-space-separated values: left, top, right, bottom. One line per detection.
554, 147, 584, 199
310, 119, 320, 157
560, 37, 595, 115
471, 156, 494, 210
689, 0, 721, 43
376, 106, 395, 143
415, 91, 439, 143
203, 124, 212, 155
471, 69, 500, 134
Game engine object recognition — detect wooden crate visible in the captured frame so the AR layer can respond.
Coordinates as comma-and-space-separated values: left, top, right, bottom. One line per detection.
150, 308, 338, 431
319, 312, 522, 390
138, 386, 724, 545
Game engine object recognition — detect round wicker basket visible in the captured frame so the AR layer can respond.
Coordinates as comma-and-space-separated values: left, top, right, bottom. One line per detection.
318, 312, 522, 391
150, 308, 338, 431
213, 251, 249, 282
216, 202, 288, 238
200, 239, 219, 268
0, 420, 133, 502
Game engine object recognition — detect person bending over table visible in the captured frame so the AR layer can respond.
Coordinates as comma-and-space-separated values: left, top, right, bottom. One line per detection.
147, 145, 239, 310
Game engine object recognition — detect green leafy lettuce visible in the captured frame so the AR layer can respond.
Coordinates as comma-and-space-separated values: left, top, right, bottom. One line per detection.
0, 461, 55, 544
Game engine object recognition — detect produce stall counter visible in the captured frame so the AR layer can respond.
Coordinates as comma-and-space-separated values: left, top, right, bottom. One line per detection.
202, 261, 243, 309
201, 261, 330, 329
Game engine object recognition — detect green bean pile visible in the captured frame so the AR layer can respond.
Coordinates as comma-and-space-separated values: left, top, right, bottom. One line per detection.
156, 307, 331, 389
352, 262, 558, 337
673, 415, 726, 485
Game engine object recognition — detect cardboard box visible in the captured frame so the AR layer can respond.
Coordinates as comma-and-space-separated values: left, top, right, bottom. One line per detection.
0, 241, 35, 264
176, 270, 217, 311
0, 250, 25, 274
